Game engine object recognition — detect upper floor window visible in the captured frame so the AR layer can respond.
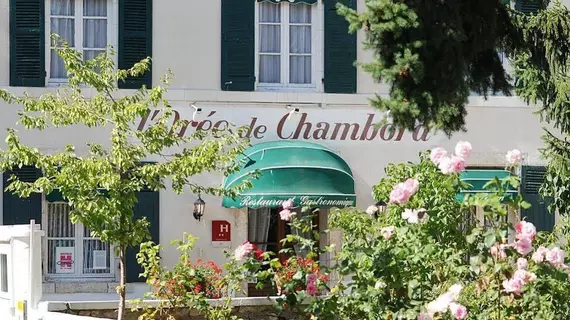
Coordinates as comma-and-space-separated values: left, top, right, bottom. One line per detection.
48, 0, 115, 82
256, 1, 319, 90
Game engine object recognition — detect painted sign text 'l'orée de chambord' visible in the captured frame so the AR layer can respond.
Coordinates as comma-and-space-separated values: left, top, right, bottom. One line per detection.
136, 108, 430, 142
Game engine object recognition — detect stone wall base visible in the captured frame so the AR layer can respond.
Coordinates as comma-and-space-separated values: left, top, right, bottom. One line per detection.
60, 306, 303, 320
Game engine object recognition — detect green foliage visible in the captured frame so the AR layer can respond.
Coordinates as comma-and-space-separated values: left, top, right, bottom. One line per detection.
0, 37, 252, 319
136, 234, 240, 320
305, 150, 570, 319
508, 1, 570, 217
337, 0, 517, 135
0, 39, 251, 248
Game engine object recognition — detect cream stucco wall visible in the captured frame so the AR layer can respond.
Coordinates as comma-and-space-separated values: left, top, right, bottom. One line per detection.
0, 94, 549, 270
0, 0, 562, 276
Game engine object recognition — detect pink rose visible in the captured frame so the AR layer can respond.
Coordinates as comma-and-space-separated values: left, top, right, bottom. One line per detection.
390, 179, 419, 204
455, 141, 472, 159
546, 247, 565, 267
438, 156, 453, 174
502, 277, 523, 295
234, 241, 255, 261
449, 303, 468, 320
389, 184, 410, 204
306, 273, 318, 296
517, 258, 528, 270
506, 149, 523, 165
404, 178, 420, 195
515, 221, 536, 241
380, 226, 395, 240
514, 269, 537, 285
532, 246, 548, 263
515, 238, 533, 256
438, 156, 465, 174
450, 155, 466, 173
279, 209, 296, 221
282, 199, 294, 210
430, 147, 447, 165
490, 243, 507, 260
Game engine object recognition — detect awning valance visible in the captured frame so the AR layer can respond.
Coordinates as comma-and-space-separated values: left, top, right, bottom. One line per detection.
457, 169, 518, 202
222, 141, 356, 209
257, 0, 317, 4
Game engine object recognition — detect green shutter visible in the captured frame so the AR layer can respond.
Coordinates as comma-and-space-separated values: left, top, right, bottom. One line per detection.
118, 0, 152, 89
9, 0, 45, 87
126, 190, 159, 282
515, 0, 541, 13
324, 0, 357, 93
2, 166, 43, 225
521, 166, 554, 232
221, 0, 255, 91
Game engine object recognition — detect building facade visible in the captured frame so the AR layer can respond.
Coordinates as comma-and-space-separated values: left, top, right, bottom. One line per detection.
0, 0, 563, 295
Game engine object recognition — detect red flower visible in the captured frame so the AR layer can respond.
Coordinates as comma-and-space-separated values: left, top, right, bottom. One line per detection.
194, 283, 203, 293
254, 249, 264, 261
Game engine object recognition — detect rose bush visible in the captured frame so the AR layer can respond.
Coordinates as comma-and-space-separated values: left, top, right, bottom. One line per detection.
302, 142, 570, 319
133, 142, 570, 320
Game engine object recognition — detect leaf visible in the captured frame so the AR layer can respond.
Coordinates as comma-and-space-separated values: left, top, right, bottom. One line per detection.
484, 233, 496, 248
520, 200, 531, 209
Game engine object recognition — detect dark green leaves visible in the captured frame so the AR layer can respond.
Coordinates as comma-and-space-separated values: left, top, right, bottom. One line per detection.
339, 0, 518, 135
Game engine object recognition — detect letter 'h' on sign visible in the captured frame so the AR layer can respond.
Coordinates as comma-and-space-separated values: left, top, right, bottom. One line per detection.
212, 220, 231, 243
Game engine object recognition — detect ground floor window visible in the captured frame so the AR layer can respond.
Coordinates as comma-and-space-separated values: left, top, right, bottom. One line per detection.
43, 201, 113, 278
247, 206, 323, 297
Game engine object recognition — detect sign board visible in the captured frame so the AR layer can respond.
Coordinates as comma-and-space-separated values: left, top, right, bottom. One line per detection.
211, 220, 231, 247
55, 247, 74, 274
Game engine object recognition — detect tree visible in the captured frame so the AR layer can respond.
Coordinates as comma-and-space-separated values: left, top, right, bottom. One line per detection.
0, 41, 252, 320
337, 0, 525, 136
508, 1, 570, 221
338, 0, 570, 234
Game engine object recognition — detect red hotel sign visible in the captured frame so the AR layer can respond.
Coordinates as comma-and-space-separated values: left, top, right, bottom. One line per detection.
212, 220, 231, 242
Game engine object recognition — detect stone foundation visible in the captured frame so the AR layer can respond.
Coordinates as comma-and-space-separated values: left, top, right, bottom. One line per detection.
61, 306, 302, 320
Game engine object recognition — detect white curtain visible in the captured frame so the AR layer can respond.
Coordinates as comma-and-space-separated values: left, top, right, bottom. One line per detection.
248, 208, 272, 251
83, 0, 107, 61
259, 2, 281, 83
289, 4, 311, 84
50, 0, 107, 79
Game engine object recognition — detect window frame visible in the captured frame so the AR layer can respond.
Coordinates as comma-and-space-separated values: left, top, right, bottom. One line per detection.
254, 1, 323, 92
45, 0, 119, 86
42, 196, 115, 280
246, 206, 324, 297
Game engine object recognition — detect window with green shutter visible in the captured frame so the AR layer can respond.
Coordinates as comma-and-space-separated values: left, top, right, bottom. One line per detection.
521, 166, 554, 232
10, 0, 45, 87
118, 0, 152, 89
515, 0, 541, 14
221, 0, 255, 91
2, 166, 43, 225
126, 190, 159, 282
324, 0, 357, 94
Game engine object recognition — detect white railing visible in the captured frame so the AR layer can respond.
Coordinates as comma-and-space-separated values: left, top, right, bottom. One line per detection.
0, 220, 44, 318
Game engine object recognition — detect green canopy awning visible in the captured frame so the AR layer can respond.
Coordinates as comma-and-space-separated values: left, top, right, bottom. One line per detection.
257, 0, 317, 4
457, 169, 518, 202
222, 141, 356, 209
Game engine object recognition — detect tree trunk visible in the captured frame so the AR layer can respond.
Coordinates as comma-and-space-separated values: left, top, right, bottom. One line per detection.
117, 246, 127, 320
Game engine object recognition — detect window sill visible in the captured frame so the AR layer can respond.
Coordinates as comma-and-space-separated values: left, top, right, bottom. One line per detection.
43, 275, 116, 284
256, 85, 321, 93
